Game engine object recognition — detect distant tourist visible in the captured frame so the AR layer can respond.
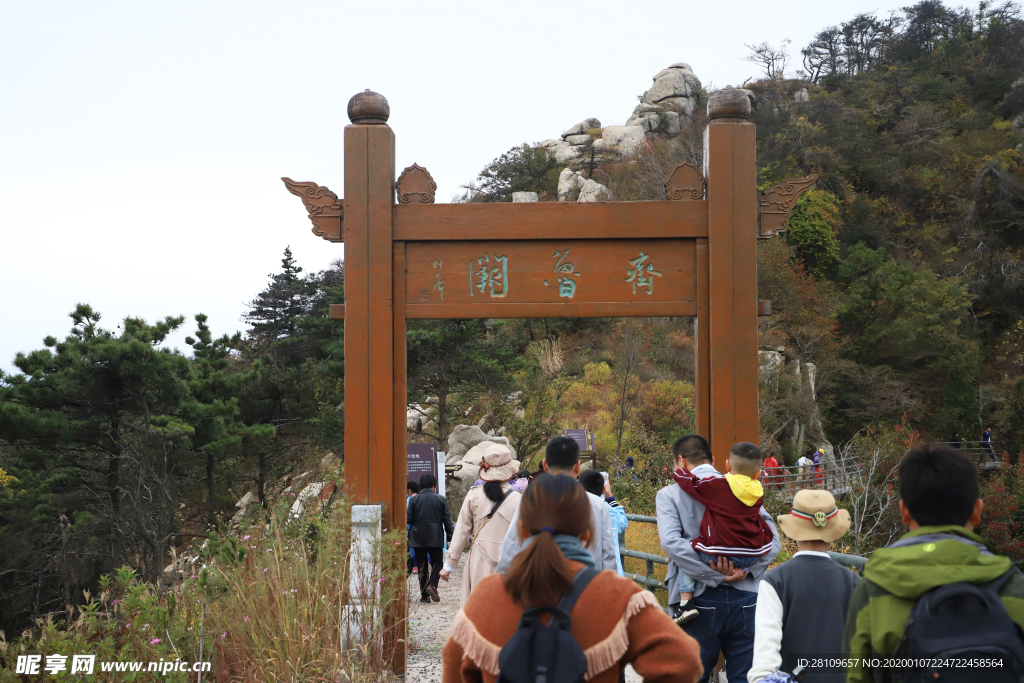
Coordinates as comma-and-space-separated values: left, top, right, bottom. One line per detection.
440, 444, 523, 604
796, 452, 813, 486
983, 426, 995, 460
407, 473, 454, 603
762, 452, 781, 489
509, 469, 531, 492
406, 480, 421, 575
748, 489, 858, 683
657, 435, 780, 683
442, 474, 703, 683
579, 469, 629, 576
844, 444, 1024, 682
496, 436, 617, 573
950, 432, 963, 449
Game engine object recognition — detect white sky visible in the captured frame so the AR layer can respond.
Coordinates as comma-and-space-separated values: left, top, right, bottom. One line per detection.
0, 0, 908, 374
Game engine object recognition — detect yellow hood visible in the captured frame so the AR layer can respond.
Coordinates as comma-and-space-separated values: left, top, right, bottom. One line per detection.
725, 473, 763, 506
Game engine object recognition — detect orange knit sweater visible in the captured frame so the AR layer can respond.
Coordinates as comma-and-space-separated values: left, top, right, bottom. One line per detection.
441, 562, 703, 683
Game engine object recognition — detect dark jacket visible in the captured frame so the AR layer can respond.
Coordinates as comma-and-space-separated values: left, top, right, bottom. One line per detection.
407, 489, 454, 548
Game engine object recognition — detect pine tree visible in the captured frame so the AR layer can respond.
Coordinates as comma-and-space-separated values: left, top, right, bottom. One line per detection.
0, 305, 195, 626
244, 247, 308, 344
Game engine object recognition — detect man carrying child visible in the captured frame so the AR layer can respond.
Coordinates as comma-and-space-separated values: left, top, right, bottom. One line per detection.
657, 436, 781, 683
671, 442, 776, 617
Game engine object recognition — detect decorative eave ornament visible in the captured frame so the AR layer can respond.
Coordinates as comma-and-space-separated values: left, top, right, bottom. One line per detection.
395, 164, 437, 204
757, 175, 819, 238
664, 161, 706, 200
281, 178, 344, 242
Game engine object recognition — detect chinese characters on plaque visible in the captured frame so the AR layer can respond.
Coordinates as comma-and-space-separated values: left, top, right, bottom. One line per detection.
544, 249, 581, 298
423, 246, 670, 301
625, 251, 662, 295
432, 259, 444, 301
470, 254, 509, 298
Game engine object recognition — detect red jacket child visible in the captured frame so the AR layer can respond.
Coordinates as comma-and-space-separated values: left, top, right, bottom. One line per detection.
672, 468, 775, 558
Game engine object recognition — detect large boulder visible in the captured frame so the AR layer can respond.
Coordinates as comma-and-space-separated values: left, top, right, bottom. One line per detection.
661, 111, 681, 135
562, 117, 601, 138
642, 63, 702, 104
558, 167, 586, 201
578, 179, 612, 202
446, 424, 492, 463
658, 96, 698, 117
564, 134, 593, 146
596, 126, 645, 154
555, 145, 585, 163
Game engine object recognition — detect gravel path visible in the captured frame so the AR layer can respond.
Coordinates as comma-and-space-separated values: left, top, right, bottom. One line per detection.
403, 557, 643, 683
405, 559, 463, 683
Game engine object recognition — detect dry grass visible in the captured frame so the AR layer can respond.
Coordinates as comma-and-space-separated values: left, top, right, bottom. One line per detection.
0, 500, 407, 683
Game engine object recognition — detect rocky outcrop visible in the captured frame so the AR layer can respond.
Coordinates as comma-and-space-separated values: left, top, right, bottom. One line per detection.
578, 178, 612, 202
563, 118, 601, 137
595, 126, 645, 154
624, 63, 702, 132
532, 62, 704, 186
557, 168, 611, 202
558, 168, 586, 201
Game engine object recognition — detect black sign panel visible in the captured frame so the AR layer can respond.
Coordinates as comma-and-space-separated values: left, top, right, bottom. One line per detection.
407, 443, 438, 485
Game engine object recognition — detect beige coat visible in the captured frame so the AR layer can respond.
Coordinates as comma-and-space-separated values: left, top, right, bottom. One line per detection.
445, 483, 522, 604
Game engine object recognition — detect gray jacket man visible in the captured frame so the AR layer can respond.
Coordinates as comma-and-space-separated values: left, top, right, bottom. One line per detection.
657, 462, 780, 600
657, 435, 781, 683
496, 490, 617, 573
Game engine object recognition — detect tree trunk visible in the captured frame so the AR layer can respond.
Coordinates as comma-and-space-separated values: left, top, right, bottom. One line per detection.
257, 451, 267, 509
437, 394, 448, 446
207, 451, 216, 524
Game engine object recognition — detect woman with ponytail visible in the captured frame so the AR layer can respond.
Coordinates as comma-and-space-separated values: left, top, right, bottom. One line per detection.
441, 444, 524, 604
443, 473, 703, 683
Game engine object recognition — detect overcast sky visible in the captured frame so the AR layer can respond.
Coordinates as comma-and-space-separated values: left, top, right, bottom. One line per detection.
0, 0, 910, 374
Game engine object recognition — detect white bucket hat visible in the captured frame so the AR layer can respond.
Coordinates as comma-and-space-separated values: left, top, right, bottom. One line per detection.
478, 443, 521, 482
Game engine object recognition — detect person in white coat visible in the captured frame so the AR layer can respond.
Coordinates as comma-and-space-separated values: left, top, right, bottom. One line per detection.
496, 436, 617, 574
440, 444, 523, 604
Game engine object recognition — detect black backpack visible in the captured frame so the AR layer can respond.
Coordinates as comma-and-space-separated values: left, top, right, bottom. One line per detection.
497, 568, 598, 683
895, 568, 1024, 682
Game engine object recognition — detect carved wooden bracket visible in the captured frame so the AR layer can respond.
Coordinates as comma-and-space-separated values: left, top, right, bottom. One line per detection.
396, 164, 437, 204
665, 161, 706, 200
282, 177, 344, 242
757, 175, 818, 238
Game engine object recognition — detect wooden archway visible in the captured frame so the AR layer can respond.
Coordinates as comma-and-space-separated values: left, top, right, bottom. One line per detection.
283, 87, 814, 670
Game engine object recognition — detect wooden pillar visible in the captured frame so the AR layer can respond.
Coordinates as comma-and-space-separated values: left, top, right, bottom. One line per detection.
343, 92, 397, 524
343, 91, 405, 673
695, 237, 711, 440
704, 90, 759, 470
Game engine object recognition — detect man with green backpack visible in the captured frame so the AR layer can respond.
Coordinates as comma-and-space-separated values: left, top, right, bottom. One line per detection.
843, 444, 1024, 683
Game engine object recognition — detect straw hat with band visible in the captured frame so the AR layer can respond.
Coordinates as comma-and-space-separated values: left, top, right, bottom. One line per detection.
478, 443, 521, 482
777, 489, 851, 542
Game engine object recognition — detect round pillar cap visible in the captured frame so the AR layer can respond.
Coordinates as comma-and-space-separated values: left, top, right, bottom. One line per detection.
347, 89, 390, 124
707, 88, 752, 121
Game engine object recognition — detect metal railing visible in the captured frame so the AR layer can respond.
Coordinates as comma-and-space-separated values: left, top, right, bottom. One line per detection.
618, 513, 868, 594
762, 457, 862, 499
